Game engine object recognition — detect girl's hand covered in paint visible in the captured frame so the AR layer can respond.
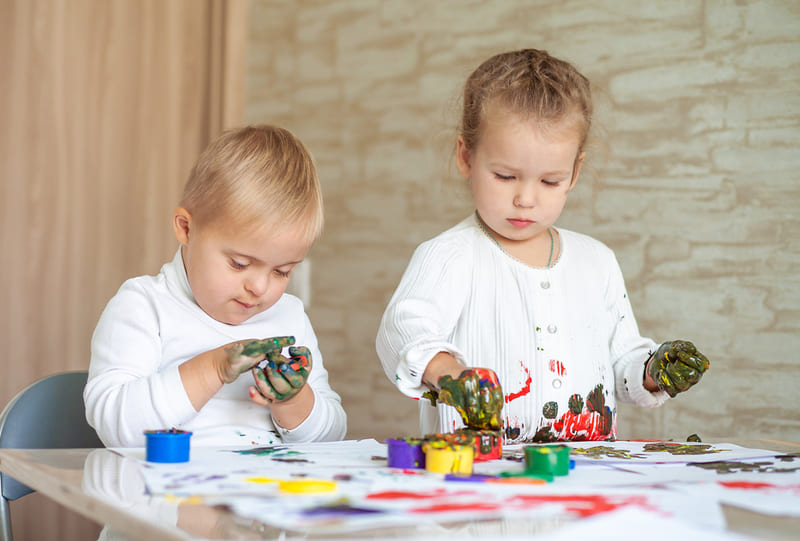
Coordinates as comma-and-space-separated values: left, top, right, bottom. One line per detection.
437, 368, 503, 430
220, 336, 296, 384
251, 345, 312, 404
646, 340, 710, 397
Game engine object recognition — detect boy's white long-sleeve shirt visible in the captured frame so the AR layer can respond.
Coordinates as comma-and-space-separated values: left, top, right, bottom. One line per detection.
85, 249, 346, 448
376, 214, 668, 442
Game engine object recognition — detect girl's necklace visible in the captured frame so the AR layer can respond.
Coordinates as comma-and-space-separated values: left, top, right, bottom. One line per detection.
475, 210, 554, 268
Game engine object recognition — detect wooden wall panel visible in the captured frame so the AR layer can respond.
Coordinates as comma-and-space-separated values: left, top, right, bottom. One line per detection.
0, 1, 246, 539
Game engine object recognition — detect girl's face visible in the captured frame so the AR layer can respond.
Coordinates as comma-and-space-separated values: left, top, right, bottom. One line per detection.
456, 108, 585, 249
173, 210, 311, 325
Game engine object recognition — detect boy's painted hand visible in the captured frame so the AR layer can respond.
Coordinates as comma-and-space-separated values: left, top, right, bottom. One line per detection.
437, 368, 503, 430
251, 346, 312, 404
220, 336, 295, 384
647, 340, 710, 397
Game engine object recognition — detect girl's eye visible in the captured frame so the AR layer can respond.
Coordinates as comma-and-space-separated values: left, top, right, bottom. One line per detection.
542, 179, 560, 186
230, 259, 248, 270
494, 172, 515, 181
274, 269, 292, 278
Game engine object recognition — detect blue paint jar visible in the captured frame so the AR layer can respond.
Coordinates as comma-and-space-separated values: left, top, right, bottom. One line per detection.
144, 429, 192, 463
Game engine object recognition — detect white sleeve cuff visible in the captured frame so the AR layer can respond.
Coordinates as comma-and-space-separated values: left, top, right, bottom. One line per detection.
394, 342, 466, 397
271, 387, 346, 442
622, 357, 670, 408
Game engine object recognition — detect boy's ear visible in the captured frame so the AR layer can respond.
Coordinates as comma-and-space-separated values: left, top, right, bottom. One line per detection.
173, 207, 193, 245
568, 151, 586, 192
455, 136, 472, 179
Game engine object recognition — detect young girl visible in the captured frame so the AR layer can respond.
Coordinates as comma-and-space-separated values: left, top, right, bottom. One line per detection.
376, 49, 709, 443
85, 125, 347, 447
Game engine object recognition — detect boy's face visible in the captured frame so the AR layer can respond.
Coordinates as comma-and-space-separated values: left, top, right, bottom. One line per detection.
173, 211, 312, 325
457, 108, 584, 248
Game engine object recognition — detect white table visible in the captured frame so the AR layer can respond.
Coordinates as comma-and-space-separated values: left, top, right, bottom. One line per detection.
1, 438, 799, 540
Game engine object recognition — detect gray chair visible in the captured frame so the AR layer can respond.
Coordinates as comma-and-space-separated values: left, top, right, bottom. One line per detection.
0, 371, 103, 541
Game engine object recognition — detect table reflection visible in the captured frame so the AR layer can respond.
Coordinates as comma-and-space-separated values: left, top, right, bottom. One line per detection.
81, 449, 279, 540
77, 448, 568, 540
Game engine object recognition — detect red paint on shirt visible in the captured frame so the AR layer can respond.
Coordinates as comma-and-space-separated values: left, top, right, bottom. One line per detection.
505, 363, 532, 403
549, 359, 566, 376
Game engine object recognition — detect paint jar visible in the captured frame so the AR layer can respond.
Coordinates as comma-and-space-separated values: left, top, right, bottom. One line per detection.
144, 429, 192, 463
423, 441, 474, 475
386, 438, 426, 469
454, 428, 503, 462
524, 444, 571, 477
548, 445, 572, 476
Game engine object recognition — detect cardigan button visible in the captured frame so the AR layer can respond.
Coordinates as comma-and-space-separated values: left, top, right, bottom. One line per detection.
547, 324, 558, 334
540, 280, 550, 289
552, 378, 562, 389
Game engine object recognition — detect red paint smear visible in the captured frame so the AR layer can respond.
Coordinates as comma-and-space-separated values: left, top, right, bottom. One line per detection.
719, 481, 776, 490
511, 494, 651, 518
412, 501, 501, 513
388, 469, 426, 475
367, 489, 461, 500
505, 363, 532, 403
549, 359, 566, 376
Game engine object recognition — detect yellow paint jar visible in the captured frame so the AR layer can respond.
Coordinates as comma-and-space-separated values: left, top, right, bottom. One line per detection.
423, 441, 474, 475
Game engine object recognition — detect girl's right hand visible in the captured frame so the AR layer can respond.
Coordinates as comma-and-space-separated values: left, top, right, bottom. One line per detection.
219, 336, 295, 384
437, 368, 503, 430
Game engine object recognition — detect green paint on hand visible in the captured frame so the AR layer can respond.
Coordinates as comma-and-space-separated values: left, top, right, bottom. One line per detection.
437, 368, 503, 431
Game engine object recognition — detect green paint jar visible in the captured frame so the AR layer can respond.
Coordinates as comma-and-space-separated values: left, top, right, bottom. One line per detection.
524, 445, 570, 476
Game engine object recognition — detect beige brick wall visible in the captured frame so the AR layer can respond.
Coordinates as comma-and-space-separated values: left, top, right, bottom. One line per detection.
246, 0, 800, 442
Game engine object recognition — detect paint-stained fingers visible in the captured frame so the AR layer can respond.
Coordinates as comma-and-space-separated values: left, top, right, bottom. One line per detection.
238, 336, 295, 358
285, 346, 313, 385
262, 362, 295, 395
438, 369, 504, 430
264, 335, 296, 350
288, 346, 312, 369
436, 376, 457, 405
248, 383, 273, 406
251, 368, 278, 402
462, 373, 481, 419
664, 362, 692, 393
278, 362, 310, 388
678, 350, 710, 374
480, 385, 504, 430
252, 358, 309, 405
221, 341, 266, 383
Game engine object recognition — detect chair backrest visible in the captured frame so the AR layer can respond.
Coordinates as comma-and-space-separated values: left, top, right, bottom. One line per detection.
0, 371, 104, 501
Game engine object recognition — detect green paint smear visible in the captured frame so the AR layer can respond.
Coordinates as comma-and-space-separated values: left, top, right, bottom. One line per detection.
642, 442, 723, 455
234, 446, 290, 456
571, 446, 645, 460
240, 336, 295, 361
689, 459, 800, 474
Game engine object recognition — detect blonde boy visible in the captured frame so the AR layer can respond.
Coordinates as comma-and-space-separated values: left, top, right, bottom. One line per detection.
85, 125, 346, 447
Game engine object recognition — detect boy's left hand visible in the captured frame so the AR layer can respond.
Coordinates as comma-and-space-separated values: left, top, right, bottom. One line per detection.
647, 340, 710, 397
250, 346, 312, 404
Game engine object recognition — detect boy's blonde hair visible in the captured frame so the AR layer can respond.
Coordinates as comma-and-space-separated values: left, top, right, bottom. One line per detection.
460, 48, 593, 154
180, 124, 323, 240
